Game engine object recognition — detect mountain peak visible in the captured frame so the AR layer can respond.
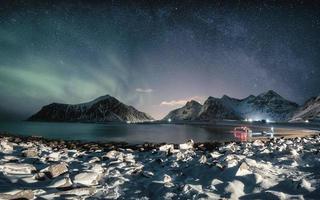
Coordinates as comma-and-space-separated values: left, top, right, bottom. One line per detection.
207, 96, 218, 101
162, 100, 202, 121
186, 100, 201, 106
83, 94, 119, 107
92, 94, 114, 101
222, 95, 231, 99
260, 90, 281, 97
242, 95, 256, 101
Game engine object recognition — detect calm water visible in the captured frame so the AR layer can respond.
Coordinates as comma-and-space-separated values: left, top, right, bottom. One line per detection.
0, 121, 235, 144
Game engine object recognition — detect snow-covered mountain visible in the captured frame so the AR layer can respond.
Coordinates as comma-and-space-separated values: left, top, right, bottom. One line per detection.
28, 95, 154, 123
163, 90, 299, 122
290, 96, 320, 122
197, 96, 240, 120
163, 100, 202, 121
220, 90, 299, 121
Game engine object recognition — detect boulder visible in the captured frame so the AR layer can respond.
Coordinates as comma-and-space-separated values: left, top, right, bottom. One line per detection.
47, 163, 68, 178
300, 178, 316, 192
219, 143, 237, 153
199, 155, 207, 164
47, 152, 61, 161
210, 151, 223, 159
124, 154, 136, 164
182, 184, 203, 195
56, 187, 97, 196
210, 179, 223, 190
0, 163, 36, 175
88, 156, 100, 163
34, 172, 47, 181
163, 174, 173, 187
290, 149, 299, 158
252, 140, 264, 147
179, 140, 194, 150
105, 150, 123, 161
48, 176, 73, 189
235, 161, 251, 176
3, 156, 19, 162
142, 171, 154, 178
0, 140, 13, 153
73, 172, 101, 186
0, 190, 34, 200
159, 144, 174, 152
22, 149, 38, 158
225, 180, 245, 199
90, 164, 104, 173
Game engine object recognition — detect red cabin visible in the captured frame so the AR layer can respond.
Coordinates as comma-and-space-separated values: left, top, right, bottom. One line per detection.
233, 127, 252, 141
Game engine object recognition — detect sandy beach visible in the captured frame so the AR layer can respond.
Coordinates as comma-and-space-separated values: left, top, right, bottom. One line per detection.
0, 132, 319, 199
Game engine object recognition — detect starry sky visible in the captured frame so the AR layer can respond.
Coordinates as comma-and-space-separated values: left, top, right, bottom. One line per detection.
0, 0, 320, 120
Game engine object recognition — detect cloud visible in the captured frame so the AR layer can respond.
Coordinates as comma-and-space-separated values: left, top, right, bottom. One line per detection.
160, 96, 205, 106
136, 88, 153, 93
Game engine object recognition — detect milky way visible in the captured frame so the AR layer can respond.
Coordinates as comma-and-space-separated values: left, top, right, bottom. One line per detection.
0, 1, 320, 120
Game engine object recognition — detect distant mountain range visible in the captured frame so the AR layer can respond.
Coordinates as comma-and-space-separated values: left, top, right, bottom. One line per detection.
290, 96, 320, 123
28, 91, 320, 123
163, 90, 301, 122
28, 95, 154, 123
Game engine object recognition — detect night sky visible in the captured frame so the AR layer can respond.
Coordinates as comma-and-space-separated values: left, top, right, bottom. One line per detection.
0, 1, 320, 120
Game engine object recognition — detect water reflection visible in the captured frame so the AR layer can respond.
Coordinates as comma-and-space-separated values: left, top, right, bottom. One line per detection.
0, 122, 236, 144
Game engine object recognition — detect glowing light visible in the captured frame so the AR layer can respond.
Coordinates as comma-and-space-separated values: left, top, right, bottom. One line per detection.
305, 120, 309, 123
266, 119, 270, 123
248, 118, 253, 122
126, 121, 131, 124
168, 118, 172, 123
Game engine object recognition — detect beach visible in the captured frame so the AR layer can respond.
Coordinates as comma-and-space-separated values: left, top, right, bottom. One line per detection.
0, 133, 319, 199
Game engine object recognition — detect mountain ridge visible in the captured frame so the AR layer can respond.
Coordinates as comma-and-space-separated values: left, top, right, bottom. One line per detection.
163, 90, 299, 122
290, 95, 320, 123
28, 95, 154, 123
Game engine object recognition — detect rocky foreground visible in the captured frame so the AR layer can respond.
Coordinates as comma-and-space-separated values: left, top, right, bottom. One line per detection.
0, 134, 319, 199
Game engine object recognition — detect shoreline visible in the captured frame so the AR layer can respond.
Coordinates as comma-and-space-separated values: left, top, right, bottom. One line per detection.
0, 132, 224, 152
0, 132, 320, 199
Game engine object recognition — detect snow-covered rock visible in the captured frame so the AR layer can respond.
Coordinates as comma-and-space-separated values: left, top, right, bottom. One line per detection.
0, 140, 13, 153
179, 139, 194, 150
0, 135, 320, 199
73, 172, 101, 186
142, 171, 154, 178
47, 152, 61, 161
22, 149, 38, 158
252, 140, 264, 147
48, 176, 72, 188
0, 190, 34, 200
235, 161, 251, 176
225, 180, 245, 199
199, 155, 207, 164
163, 174, 173, 187
56, 187, 97, 197
0, 163, 36, 175
105, 150, 124, 160
46, 163, 68, 178
159, 144, 174, 152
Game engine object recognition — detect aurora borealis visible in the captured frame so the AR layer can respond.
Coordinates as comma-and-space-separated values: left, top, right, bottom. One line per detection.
0, 1, 320, 120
